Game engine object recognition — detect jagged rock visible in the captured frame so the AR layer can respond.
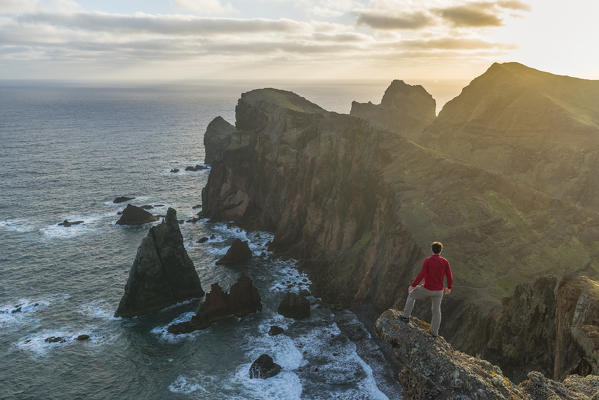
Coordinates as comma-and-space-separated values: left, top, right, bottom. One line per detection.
216, 239, 252, 265
204, 116, 238, 165
116, 204, 159, 225
167, 274, 261, 334
278, 292, 310, 319
114, 208, 204, 317
375, 309, 599, 400
76, 334, 90, 341
58, 220, 84, 227
268, 326, 284, 336
113, 196, 135, 203
185, 164, 208, 172
45, 336, 66, 343
249, 354, 282, 379
350, 80, 435, 139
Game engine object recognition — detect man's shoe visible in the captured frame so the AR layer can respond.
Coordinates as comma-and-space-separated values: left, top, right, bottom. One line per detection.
399, 316, 410, 322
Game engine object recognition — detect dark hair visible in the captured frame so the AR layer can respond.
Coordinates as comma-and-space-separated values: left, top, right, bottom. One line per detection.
432, 242, 443, 254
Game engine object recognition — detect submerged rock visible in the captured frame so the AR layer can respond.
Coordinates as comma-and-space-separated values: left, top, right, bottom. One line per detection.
268, 326, 284, 336
375, 309, 599, 400
249, 354, 282, 379
114, 208, 204, 317
113, 196, 135, 203
168, 274, 261, 334
170, 168, 179, 173
185, 164, 208, 172
216, 239, 252, 265
76, 334, 90, 341
197, 236, 209, 243
58, 220, 84, 227
277, 292, 310, 319
116, 204, 159, 225
45, 336, 66, 343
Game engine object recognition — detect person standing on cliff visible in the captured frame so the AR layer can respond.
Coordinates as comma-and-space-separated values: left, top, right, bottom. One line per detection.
400, 241, 453, 337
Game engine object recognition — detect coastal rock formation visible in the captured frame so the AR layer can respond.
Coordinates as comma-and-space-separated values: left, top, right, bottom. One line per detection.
277, 292, 310, 319
216, 239, 252, 265
58, 219, 83, 227
116, 204, 159, 225
350, 79, 435, 139
113, 196, 135, 203
200, 74, 599, 380
249, 354, 281, 379
168, 274, 261, 333
185, 164, 208, 172
114, 208, 204, 317
421, 62, 599, 211
375, 309, 599, 400
204, 116, 237, 165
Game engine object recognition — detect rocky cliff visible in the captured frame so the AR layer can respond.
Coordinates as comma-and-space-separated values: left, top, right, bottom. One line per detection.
115, 208, 204, 317
375, 309, 599, 400
350, 80, 436, 139
200, 82, 599, 380
421, 62, 599, 211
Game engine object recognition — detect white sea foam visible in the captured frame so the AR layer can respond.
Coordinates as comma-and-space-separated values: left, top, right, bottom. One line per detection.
16, 327, 108, 355
0, 299, 49, 329
233, 363, 303, 400
79, 300, 120, 321
150, 311, 205, 342
270, 263, 311, 294
0, 218, 37, 233
40, 213, 110, 239
168, 375, 213, 395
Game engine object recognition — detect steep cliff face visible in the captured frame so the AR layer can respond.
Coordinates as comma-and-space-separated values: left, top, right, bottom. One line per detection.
201, 86, 599, 379
350, 80, 436, 139
421, 62, 599, 211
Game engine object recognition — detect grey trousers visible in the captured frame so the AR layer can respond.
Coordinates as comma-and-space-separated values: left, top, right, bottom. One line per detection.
402, 286, 444, 335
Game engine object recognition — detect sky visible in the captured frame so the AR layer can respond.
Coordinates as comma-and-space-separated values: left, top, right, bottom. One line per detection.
1, 0, 598, 83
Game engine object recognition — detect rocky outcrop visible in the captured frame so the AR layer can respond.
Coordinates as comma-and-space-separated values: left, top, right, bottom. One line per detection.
116, 204, 159, 225
375, 309, 599, 400
167, 274, 261, 333
350, 79, 435, 139
114, 208, 204, 317
216, 239, 252, 265
58, 219, 83, 227
249, 354, 281, 379
277, 292, 310, 319
421, 62, 599, 212
185, 164, 208, 172
200, 81, 599, 380
113, 196, 135, 203
204, 116, 237, 165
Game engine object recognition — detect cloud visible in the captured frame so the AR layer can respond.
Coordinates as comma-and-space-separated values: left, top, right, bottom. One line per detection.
435, 4, 503, 27
396, 37, 516, 50
16, 12, 304, 35
355, 10, 433, 30
175, 0, 235, 15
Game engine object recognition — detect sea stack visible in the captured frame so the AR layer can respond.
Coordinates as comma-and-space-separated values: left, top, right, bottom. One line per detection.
116, 204, 159, 225
114, 208, 204, 317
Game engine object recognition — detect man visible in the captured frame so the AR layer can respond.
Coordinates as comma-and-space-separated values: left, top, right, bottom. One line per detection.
400, 241, 453, 337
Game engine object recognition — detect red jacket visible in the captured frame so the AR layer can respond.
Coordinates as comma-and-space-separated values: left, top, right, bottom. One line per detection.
411, 254, 453, 291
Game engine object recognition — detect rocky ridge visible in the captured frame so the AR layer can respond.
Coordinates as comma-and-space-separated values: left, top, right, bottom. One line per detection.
199, 73, 599, 380
350, 79, 436, 139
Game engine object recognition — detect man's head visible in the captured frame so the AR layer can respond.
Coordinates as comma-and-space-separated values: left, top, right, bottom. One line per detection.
432, 241, 443, 254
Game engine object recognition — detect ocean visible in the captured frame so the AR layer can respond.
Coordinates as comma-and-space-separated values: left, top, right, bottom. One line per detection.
0, 81, 409, 399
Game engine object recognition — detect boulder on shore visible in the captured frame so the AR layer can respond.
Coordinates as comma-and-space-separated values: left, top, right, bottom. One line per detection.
114, 208, 204, 317
216, 239, 252, 265
375, 308, 599, 400
277, 292, 310, 319
113, 196, 135, 203
58, 220, 84, 227
116, 204, 159, 225
168, 274, 261, 334
249, 354, 282, 379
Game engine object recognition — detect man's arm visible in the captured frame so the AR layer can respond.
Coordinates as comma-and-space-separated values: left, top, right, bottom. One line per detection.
409, 260, 427, 292
445, 260, 453, 294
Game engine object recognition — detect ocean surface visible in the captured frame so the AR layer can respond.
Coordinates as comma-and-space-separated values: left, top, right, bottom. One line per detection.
0, 82, 404, 399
